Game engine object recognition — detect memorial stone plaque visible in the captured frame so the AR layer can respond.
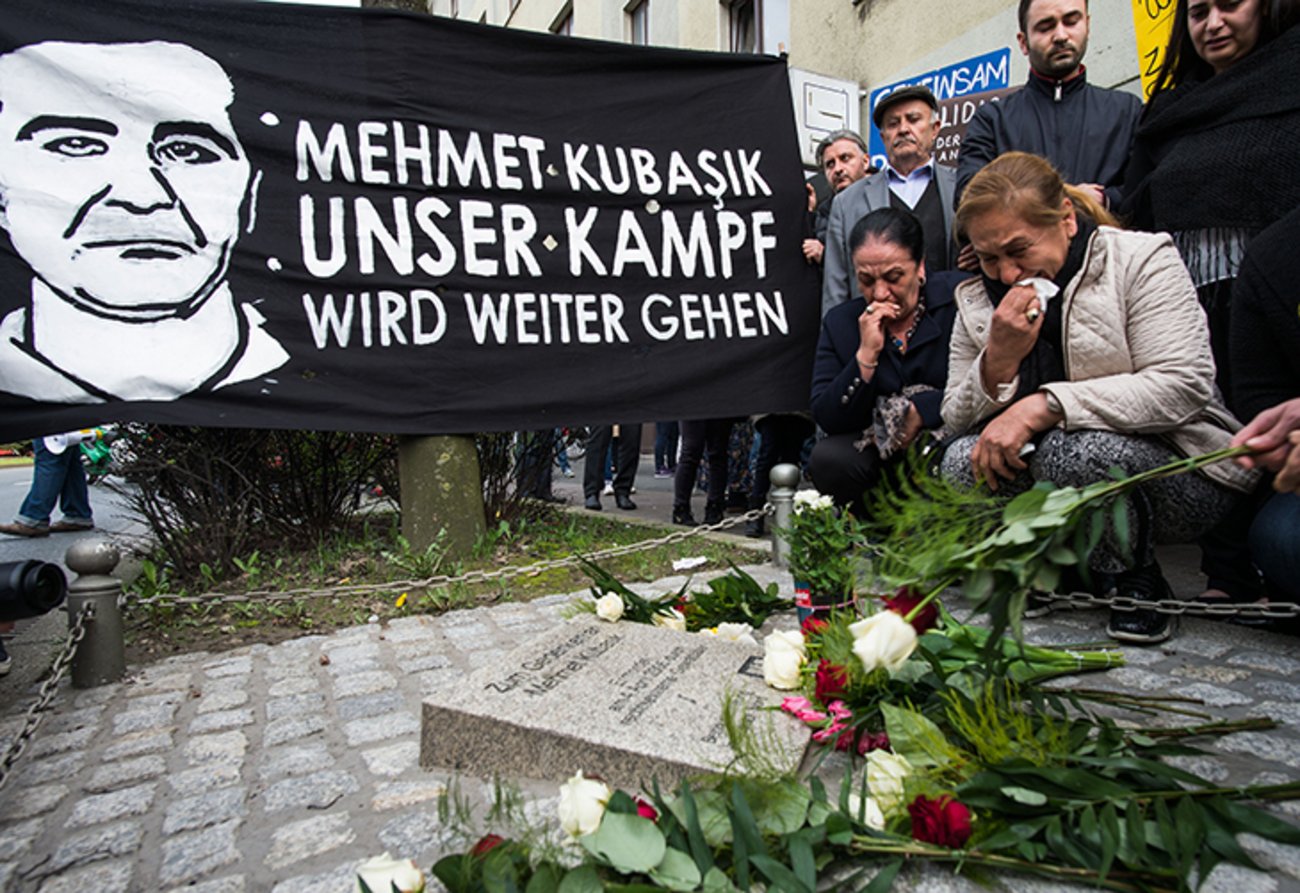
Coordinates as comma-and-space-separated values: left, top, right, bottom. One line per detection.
421, 618, 810, 788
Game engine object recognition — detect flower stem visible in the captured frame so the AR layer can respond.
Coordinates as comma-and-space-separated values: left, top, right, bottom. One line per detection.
902, 577, 956, 624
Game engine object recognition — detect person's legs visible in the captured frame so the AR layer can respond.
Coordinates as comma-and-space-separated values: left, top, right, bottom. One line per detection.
554, 429, 573, 476
612, 423, 642, 509
703, 420, 732, 523
1250, 493, 1300, 600
583, 426, 614, 509
673, 421, 706, 524
13, 440, 68, 530
54, 448, 93, 527
809, 433, 886, 518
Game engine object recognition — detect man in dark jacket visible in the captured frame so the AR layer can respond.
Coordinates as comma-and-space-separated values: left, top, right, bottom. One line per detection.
956, 0, 1141, 215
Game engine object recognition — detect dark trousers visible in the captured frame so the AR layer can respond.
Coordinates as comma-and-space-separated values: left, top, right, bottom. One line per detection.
654, 422, 679, 470
808, 432, 885, 517
516, 430, 554, 499
749, 415, 815, 509
673, 419, 731, 510
583, 424, 641, 499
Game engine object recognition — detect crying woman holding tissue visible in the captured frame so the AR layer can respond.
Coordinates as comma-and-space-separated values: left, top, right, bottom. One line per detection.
938, 152, 1256, 644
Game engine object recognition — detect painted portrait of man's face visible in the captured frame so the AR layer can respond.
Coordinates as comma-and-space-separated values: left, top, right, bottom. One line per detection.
0, 41, 251, 319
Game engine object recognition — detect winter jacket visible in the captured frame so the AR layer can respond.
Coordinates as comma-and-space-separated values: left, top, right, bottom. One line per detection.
956, 69, 1142, 210
942, 226, 1256, 492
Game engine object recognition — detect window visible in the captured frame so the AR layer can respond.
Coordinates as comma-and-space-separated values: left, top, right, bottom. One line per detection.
627, 0, 649, 46
727, 0, 760, 53
551, 3, 573, 34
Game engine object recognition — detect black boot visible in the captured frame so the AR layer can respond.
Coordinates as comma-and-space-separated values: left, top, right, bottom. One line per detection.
1106, 562, 1175, 645
703, 501, 725, 525
672, 505, 698, 527
744, 516, 765, 538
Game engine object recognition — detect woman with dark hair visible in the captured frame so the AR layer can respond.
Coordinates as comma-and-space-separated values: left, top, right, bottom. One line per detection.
1121, 0, 1299, 607
808, 207, 969, 515
943, 152, 1257, 645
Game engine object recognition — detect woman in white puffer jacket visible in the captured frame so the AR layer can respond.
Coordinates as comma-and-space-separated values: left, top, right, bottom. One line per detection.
939, 152, 1256, 645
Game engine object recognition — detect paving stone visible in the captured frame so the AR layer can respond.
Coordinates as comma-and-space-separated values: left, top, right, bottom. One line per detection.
163, 787, 249, 834
28, 726, 96, 759
184, 730, 248, 767
126, 669, 193, 695
265, 692, 326, 721
1259, 680, 1300, 701
65, 781, 157, 828
123, 690, 187, 711
394, 647, 452, 672
336, 689, 405, 721
1241, 833, 1300, 880
1169, 663, 1252, 685
111, 702, 179, 736
44, 819, 142, 874
1257, 701, 1300, 727
19, 751, 84, 785
189, 708, 256, 734
1172, 682, 1252, 708
159, 818, 242, 885
264, 813, 356, 869
441, 624, 494, 649
1162, 754, 1231, 783
205, 655, 253, 678
84, 754, 167, 793
263, 713, 327, 747
1113, 646, 1169, 666
1164, 635, 1234, 660
164, 876, 246, 893
319, 641, 379, 668
269, 862, 357, 893
371, 779, 447, 810
101, 729, 172, 761
266, 676, 319, 698
343, 709, 419, 746
44, 705, 106, 734
1216, 732, 1300, 769
0, 863, 15, 891
418, 667, 465, 694
35, 859, 133, 893
73, 686, 119, 709
0, 817, 43, 860
168, 763, 242, 797
258, 742, 333, 781
4, 782, 68, 820
195, 688, 250, 714
1199, 862, 1277, 893
377, 807, 456, 859
260, 769, 359, 811
332, 669, 398, 699
1227, 650, 1300, 677
1104, 667, 1176, 692
360, 741, 420, 777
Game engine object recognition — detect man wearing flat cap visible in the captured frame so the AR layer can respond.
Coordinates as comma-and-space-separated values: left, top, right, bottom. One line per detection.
821, 85, 957, 316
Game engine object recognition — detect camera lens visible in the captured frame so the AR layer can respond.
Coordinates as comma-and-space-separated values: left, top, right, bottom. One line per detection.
0, 560, 68, 619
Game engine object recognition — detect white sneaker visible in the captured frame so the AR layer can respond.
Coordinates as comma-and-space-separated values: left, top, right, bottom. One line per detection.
602, 482, 614, 495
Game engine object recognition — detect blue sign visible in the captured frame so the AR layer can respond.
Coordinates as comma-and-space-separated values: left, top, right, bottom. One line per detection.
867, 48, 1012, 169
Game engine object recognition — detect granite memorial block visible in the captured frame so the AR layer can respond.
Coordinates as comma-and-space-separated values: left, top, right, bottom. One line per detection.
420, 618, 809, 788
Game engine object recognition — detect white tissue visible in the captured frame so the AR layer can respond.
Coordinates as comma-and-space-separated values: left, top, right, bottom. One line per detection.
1016, 277, 1060, 311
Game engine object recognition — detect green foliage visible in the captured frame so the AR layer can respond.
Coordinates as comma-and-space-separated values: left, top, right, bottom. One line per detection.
682, 565, 793, 632
382, 530, 452, 579
779, 494, 865, 598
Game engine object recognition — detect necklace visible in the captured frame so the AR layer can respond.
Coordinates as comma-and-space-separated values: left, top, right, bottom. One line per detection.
887, 299, 925, 354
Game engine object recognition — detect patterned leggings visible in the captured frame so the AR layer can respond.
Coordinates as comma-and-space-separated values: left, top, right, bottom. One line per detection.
940, 429, 1236, 573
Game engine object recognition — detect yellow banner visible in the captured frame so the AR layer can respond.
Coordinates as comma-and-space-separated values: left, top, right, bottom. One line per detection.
1132, 0, 1178, 97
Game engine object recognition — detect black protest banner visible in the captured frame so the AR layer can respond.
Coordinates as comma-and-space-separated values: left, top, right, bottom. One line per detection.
0, 0, 818, 440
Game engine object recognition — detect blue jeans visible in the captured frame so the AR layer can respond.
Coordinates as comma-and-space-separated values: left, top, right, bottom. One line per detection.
17, 439, 93, 528
1251, 493, 1300, 600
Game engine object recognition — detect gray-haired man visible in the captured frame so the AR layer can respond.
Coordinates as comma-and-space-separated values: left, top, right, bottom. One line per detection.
803, 129, 871, 266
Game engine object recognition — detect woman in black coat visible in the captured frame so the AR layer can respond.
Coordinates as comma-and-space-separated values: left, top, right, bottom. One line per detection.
808, 207, 968, 515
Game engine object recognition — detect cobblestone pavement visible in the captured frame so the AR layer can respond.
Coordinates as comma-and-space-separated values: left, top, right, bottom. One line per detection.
1, 558, 1299, 892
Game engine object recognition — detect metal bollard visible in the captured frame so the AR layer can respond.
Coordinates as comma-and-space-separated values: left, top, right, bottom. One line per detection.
769, 463, 800, 568
65, 539, 125, 688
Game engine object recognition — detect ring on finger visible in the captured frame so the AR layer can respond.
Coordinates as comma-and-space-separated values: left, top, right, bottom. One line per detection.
864, 304, 876, 315
1025, 307, 1041, 323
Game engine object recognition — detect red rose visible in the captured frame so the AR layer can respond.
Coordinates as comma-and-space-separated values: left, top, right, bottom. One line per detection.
636, 798, 659, 822
801, 616, 829, 636
884, 586, 939, 633
814, 659, 849, 704
471, 833, 505, 857
856, 731, 891, 755
908, 795, 972, 848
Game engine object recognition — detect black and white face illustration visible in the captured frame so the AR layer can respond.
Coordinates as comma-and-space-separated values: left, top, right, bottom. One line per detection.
0, 41, 251, 319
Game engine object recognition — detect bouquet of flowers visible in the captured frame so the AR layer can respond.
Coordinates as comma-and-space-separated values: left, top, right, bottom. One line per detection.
780, 490, 863, 605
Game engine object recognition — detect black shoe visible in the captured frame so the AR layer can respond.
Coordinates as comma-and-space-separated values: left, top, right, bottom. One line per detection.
703, 501, 725, 525
584, 495, 602, 511
672, 507, 697, 526
615, 494, 637, 510
1106, 563, 1175, 645
744, 517, 765, 538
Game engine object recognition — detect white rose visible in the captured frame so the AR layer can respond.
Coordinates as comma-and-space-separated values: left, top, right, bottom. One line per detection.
762, 629, 807, 690
558, 770, 610, 837
849, 611, 918, 674
710, 622, 758, 647
652, 608, 686, 632
865, 749, 913, 814
594, 594, 624, 622
356, 853, 425, 893
846, 792, 886, 830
